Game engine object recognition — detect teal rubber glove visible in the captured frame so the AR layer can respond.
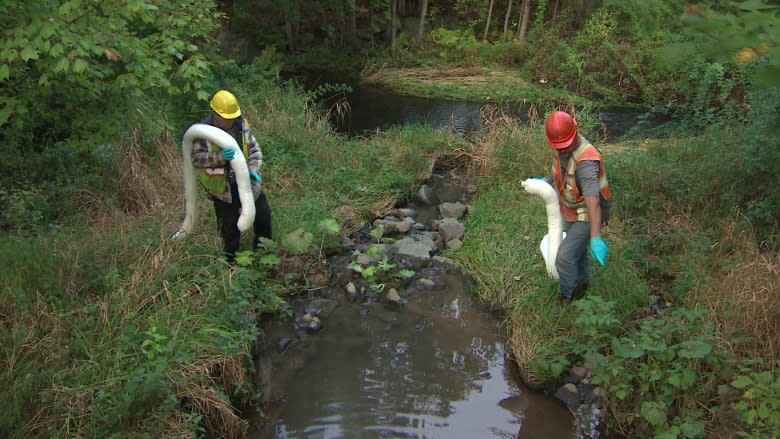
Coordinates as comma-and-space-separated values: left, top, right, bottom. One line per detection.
250, 171, 262, 184
221, 148, 235, 161
590, 236, 608, 266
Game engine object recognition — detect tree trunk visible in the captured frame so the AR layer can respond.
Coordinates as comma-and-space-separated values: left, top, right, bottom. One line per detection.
517, 0, 532, 42
483, 0, 495, 43
503, 0, 514, 42
348, 0, 357, 45
417, 0, 429, 42
390, 0, 397, 52
283, 1, 297, 51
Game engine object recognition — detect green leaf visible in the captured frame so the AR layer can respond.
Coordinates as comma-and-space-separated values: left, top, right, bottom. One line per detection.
366, 245, 383, 256
744, 408, 757, 425
259, 254, 281, 267
758, 402, 770, 419
281, 228, 313, 255
0, 96, 16, 125
755, 371, 773, 385
317, 218, 340, 236
58, 1, 73, 15
396, 269, 416, 279
549, 361, 564, 377
678, 339, 712, 359
362, 266, 378, 281
72, 59, 88, 74
54, 57, 70, 73
737, 0, 779, 11
235, 252, 254, 267
612, 339, 645, 359
668, 369, 697, 389
0, 64, 9, 81
369, 227, 384, 241
657, 425, 681, 439
377, 260, 394, 271
680, 421, 706, 438
50, 43, 64, 57
731, 375, 754, 389
640, 401, 667, 426
20, 46, 39, 62
196, 89, 210, 101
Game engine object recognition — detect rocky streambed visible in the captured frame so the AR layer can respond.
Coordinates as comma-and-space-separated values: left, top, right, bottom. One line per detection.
247, 167, 605, 438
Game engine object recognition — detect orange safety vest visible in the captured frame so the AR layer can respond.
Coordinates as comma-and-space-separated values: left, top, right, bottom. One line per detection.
552, 138, 612, 222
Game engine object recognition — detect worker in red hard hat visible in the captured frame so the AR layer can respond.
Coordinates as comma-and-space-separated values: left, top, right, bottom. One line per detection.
537, 110, 612, 305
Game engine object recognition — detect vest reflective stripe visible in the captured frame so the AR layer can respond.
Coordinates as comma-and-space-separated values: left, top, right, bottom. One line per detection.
552, 140, 611, 222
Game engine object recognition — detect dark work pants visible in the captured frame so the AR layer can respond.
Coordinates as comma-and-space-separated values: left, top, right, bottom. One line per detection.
555, 221, 591, 299
213, 187, 272, 262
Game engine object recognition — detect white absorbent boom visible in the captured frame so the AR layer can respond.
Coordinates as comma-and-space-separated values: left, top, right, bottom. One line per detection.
521, 178, 565, 280
173, 123, 255, 241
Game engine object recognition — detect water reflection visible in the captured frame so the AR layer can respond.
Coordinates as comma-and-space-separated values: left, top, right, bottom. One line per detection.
329, 85, 499, 137
321, 83, 650, 143
251, 274, 574, 438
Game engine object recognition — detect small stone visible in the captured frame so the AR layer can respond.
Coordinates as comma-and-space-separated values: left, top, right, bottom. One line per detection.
308, 317, 322, 332
583, 386, 603, 407
346, 282, 358, 299
277, 337, 294, 352
554, 383, 580, 407
385, 288, 403, 305
568, 365, 588, 383
416, 278, 436, 290
446, 238, 463, 251
439, 202, 467, 219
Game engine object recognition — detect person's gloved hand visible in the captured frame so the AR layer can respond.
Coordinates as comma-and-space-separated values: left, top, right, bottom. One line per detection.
590, 236, 608, 266
250, 171, 262, 184
221, 148, 235, 162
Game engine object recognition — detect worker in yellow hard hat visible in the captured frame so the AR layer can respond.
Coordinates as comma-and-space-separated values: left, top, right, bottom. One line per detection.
189, 90, 272, 263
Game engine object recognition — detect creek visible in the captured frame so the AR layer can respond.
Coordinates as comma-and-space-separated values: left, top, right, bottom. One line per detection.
251, 273, 575, 438
302, 75, 655, 142
246, 76, 621, 438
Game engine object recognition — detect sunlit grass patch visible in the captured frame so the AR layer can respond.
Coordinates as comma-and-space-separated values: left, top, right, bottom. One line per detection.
687, 219, 780, 366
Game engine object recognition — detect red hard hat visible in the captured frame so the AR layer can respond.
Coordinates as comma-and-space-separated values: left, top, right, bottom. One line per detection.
545, 111, 577, 149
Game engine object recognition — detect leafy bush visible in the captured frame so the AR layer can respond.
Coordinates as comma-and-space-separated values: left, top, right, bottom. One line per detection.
0, 0, 222, 148
559, 299, 720, 438
731, 365, 780, 438
430, 28, 482, 65
0, 187, 49, 234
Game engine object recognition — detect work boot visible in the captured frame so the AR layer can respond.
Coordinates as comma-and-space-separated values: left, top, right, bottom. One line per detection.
558, 295, 573, 306
574, 283, 589, 300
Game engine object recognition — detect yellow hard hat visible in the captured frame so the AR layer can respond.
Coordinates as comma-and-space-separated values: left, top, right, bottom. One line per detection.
209, 90, 241, 119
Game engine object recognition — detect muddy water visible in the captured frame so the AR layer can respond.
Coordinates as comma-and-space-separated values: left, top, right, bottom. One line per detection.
250, 273, 574, 438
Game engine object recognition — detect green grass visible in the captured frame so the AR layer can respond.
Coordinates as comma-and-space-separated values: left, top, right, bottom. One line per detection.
360, 65, 594, 107
2, 58, 777, 438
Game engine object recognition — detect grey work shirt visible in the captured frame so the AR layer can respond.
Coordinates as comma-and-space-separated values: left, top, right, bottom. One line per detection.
549, 157, 600, 197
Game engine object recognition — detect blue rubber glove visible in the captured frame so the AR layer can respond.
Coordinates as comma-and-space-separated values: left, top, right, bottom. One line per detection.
221, 148, 235, 162
590, 236, 608, 266
250, 171, 262, 184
